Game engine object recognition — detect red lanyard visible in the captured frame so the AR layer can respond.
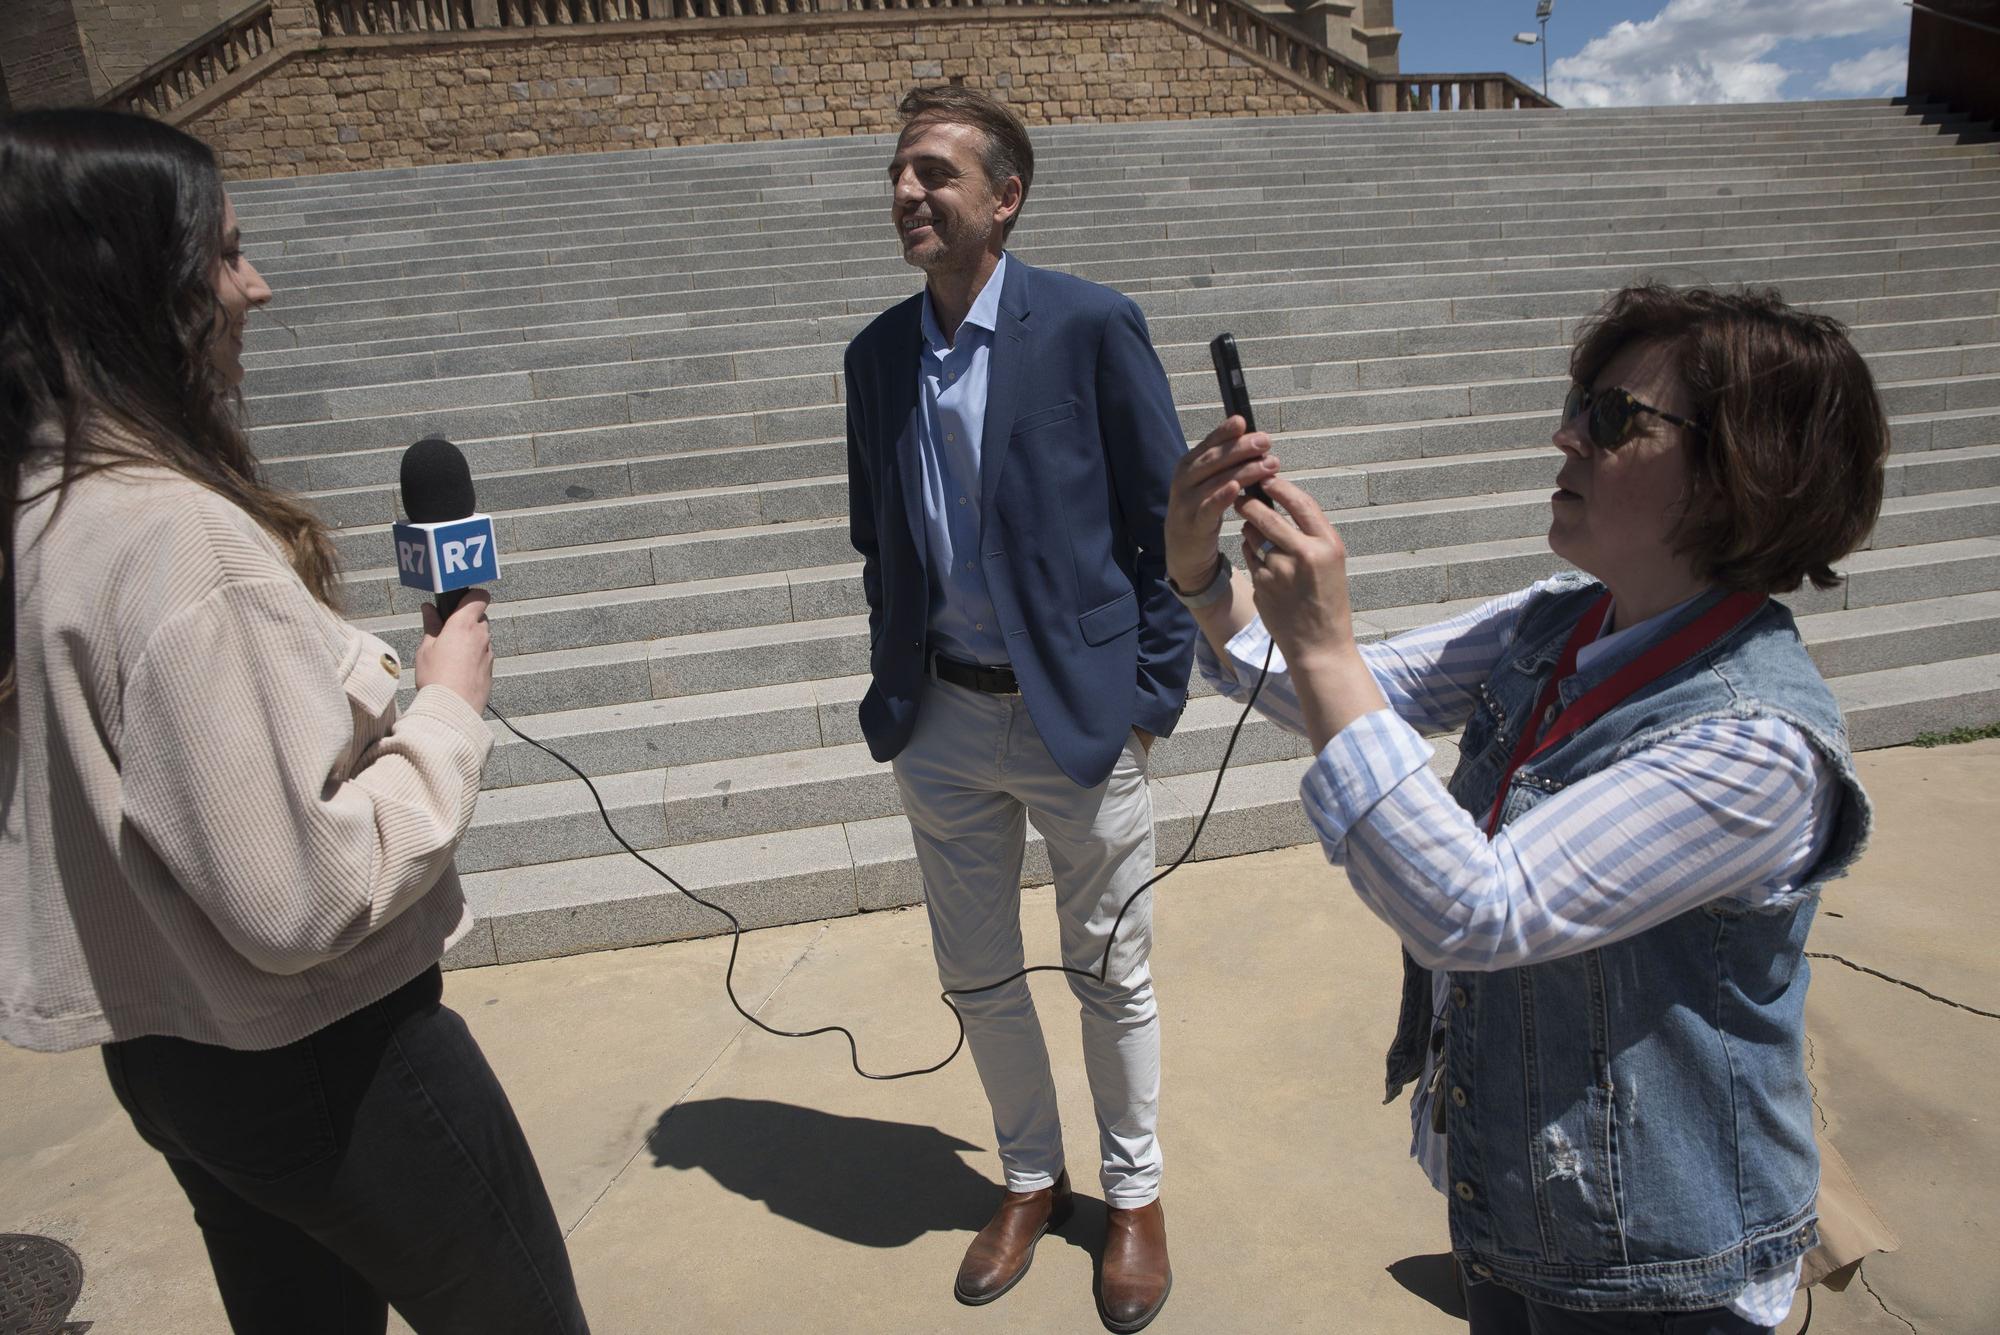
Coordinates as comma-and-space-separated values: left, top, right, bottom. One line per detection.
1484, 591, 1768, 836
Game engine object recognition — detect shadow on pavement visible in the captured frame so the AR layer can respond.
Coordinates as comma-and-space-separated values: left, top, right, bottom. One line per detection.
1388, 1251, 1467, 1320
647, 1096, 1110, 1255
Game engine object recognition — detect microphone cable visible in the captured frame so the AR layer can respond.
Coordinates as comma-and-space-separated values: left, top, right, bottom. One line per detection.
484, 638, 1276, 1081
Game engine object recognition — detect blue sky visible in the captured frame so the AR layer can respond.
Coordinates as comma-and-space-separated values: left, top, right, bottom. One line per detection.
1395, 0, 1911, 106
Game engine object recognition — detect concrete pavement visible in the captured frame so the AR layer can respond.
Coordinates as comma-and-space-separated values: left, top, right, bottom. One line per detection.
5, 738, 1996, 1333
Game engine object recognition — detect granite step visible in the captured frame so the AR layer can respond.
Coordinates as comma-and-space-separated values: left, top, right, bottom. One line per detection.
243, 148, 1995, 283
330, 446, 2000, 621
241, 233, 2000, 371
220, 104, 2000, 967
359, 525, 2000, 717
240, 250, 2000, 418
314, 380, 2000, 602
465, 588, 2000, 793
316, 417, 2000, 571
244, 209, 2000, 340
235, 118, 1963, 225
242, 189, 2000, 332
230, 112, 1964, 217
245, 215, 2000, 351
447, 751, 1335, 968
275, 313, 2000, 516
444, 644, 2000, 969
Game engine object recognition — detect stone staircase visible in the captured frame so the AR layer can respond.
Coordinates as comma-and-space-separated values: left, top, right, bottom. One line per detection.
229, 99, 2000, 968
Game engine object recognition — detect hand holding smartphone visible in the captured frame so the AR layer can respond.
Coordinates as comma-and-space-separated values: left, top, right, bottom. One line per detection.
1209, 331, 1271, 505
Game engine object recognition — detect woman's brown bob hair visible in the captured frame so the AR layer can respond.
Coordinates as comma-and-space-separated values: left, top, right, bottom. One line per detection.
1570, 282, 1889, 593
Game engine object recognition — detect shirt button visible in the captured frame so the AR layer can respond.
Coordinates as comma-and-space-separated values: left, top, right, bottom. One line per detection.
379, 652, 399, 676
1451, 1086, 1468, 1108
965, 562, 975, 572
1451, 987, 1469, 1009
958, 497, 968, 506
1455, 1181, 1476, 1202
946, 432, 955, 442
975, 623, 983, 631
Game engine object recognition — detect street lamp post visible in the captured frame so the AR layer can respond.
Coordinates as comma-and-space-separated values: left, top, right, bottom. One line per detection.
1514, 2, 1554, 100
1535, 0, 1553, 100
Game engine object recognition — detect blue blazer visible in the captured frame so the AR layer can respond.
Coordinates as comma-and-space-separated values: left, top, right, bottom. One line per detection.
844, 258, 1196, 789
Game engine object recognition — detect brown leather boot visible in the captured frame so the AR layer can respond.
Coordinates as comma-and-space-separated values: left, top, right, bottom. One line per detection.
953, 1170, 1074, 1305
1098, 1199, 1172, 1333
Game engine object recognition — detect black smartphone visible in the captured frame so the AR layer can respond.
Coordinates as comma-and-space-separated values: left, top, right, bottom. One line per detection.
1209, 331, 1270, 504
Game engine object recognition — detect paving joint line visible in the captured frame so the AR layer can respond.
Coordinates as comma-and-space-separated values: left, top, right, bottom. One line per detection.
1803, 1032, 1828, 1135
1859, 1262, 1919, 1334
1805, 950, 2000, 1021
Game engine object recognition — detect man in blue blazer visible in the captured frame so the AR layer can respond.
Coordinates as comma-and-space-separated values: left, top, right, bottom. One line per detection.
845, 88, 1194, 1332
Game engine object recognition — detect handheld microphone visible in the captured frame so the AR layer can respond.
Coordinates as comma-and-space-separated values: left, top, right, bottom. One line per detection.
395, 437, 500, 620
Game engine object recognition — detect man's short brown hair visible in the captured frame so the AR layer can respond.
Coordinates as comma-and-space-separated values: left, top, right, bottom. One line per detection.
897, 85, 1034, 236
1570, 282, 1889, 594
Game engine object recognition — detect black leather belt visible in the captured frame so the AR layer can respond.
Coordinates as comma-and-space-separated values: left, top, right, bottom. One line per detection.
931, 653, 1019, 695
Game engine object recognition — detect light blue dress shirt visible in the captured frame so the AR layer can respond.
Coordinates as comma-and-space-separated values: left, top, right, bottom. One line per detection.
915, 252, 1010, 666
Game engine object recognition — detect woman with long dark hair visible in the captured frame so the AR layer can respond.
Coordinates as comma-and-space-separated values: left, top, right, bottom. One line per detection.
1, 109, 588, 1335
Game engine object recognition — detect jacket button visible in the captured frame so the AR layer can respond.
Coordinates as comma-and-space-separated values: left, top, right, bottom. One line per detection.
1451, 987, 1469, 1009
379, 652, 399, 676
1471, 1263, 1494, 1279
1454, 1181, 1475, 1202
1451, 1086, 1468, 1108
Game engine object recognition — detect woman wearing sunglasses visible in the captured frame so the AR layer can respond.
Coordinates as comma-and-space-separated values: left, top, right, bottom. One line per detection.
1164, 283, 1888, 1334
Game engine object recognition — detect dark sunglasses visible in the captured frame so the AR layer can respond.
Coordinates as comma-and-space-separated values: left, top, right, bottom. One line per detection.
1563, 383, 1708, 450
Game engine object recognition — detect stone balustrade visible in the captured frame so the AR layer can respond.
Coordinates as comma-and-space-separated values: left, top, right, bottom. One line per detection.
102, 1, 279, 116
102, 0, 1555, 178
1379, 73, 1550, 113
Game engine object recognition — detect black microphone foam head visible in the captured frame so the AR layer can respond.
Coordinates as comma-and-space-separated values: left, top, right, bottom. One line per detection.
400, 437, 476, 523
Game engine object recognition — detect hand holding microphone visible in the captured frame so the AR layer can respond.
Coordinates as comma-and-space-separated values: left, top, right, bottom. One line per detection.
417, 589, 493, 715
397, 437, 501, 714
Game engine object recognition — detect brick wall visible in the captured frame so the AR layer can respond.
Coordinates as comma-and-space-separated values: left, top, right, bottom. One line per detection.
183, 11, 1328, 179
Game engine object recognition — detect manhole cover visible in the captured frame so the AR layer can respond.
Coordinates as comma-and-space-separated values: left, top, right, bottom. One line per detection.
0, 1235, 86, 1335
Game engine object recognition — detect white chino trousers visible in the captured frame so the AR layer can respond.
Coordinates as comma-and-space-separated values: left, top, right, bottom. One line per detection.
891, 674, 1163, 1208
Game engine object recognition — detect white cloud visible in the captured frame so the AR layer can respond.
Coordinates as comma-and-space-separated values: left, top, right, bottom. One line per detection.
1819, 43, 1908, 95
1548, 0, 1908, 108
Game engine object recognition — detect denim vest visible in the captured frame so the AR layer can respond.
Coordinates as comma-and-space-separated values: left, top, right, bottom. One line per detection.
1383, 575, 1872, 1310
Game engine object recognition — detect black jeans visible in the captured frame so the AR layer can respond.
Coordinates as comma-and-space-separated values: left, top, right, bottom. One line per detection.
102, 966, 588, 1335
1466, 1277, 1774, 1335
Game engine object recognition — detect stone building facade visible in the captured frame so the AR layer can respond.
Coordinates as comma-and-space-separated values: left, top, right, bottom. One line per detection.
185, 12, 1331, 179
0, 0, 261, 106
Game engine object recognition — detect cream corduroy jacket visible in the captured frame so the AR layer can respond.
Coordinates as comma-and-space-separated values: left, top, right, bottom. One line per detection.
3, 459, 489, 1052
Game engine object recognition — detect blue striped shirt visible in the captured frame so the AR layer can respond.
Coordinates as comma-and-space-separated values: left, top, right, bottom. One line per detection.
1197, 578, 1834, 1324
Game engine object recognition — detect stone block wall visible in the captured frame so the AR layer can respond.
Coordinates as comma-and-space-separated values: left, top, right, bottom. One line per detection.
0, 0, 98, 107
75, 0, 254, 92
183, 11, 1328, 178
0, 0, 262, 106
